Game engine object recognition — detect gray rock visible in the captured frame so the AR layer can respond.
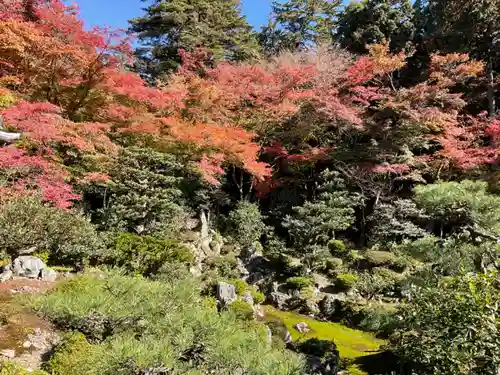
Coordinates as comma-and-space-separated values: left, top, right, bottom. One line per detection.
294, 322, 310, 334
22, 341, 32, 349
12, 256, 46, 279
241, 290, 254, 306
41, 268, 58, 282
270, 291, 289, 310
253, 304, 265, 320
1, 349, 15, 359
284, 330, 292, 344
265, 326, 272, 346
0, 267, 13, 283
320, 295, 338, 318
216, 282, 237, 307
236, 258, 250, 279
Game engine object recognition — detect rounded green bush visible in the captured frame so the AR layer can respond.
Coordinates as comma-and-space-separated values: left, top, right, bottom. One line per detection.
105, 232, 194, 275
286, 276, 314, 290
328, 239, 346, 255
365, 250, 396, 266
325, 257, 343, 272
251, 290, 266, 304
335, 273, 358, 291
43, 332, 98, 375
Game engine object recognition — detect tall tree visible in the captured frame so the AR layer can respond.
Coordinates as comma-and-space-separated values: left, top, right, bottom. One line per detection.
129, 0, 259, 78
426, 0, 500, 116
259, 0, 341, 54
336, 0, 414, 54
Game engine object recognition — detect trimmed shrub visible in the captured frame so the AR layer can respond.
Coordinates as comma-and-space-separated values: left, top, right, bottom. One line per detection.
0, 196, 103, 266
31, 273, 305, 374
0, 362, 48, 375
354, 303, 398, 336
204, 254, 240, 279
328, 239, 346, 256
364, 251, 396, 267
335, 273, 358, 291
286, 277, 314, 290
43, 332, 99, 375
324, 257, 344, 276
104, 232, 194, 276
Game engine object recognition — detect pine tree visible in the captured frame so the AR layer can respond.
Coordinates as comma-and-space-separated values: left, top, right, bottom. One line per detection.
129, 0, 259, 78
336, 0, 414, 54
259, 0, 341, 54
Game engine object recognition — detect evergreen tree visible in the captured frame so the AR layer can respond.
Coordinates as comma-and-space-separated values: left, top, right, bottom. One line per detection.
426, 0, 500, 116
259, 0, 341, 54
336, 0, 414, 54
129, 0, 259, 78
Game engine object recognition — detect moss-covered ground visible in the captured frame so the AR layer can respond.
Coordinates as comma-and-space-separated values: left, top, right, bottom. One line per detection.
265, 307, 387, 374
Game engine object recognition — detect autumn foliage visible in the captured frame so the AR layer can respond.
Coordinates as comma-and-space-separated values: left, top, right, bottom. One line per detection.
0, 1, 497, 208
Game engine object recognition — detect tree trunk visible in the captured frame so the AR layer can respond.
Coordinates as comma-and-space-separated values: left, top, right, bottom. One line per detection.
487, 57, 496, 117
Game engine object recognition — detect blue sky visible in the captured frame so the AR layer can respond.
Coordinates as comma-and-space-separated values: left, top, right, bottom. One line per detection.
75, 0, 272, 31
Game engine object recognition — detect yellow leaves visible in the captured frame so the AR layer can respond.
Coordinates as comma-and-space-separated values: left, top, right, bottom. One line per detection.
0, 89, 17, 108
430, 53, 484, 87
366, 42, 406, 76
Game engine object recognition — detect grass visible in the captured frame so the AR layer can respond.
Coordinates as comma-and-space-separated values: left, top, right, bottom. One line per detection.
265, 307, 387, 375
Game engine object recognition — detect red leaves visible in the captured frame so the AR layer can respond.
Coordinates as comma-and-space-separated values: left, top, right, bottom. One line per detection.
199, 154, 225, 185
166, 117, 271, 180
2, 101, 115, 153
372, 164, 411, 174
0, 146, 79, 208
102, 70, 184, 110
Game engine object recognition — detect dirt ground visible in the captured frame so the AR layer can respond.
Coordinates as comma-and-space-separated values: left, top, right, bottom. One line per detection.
0, 278, 59, 370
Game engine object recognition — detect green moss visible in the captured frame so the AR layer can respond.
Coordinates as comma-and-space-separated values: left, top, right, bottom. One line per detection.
265, 307, 386, 360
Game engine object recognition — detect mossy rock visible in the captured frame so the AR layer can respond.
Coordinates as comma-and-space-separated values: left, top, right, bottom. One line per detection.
264, 307, 386, 360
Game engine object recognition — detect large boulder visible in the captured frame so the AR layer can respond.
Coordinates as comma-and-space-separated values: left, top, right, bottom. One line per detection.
12, 256, 46, 279
215, 282, 237, 308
